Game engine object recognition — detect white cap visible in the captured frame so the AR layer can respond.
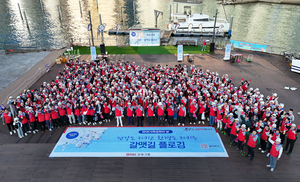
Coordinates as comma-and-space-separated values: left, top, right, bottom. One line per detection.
291, 123, 296, 127
242, 124, 246, 128
158, 102, 162, 105
272, 124, 276, 128
14, 118, 19, 121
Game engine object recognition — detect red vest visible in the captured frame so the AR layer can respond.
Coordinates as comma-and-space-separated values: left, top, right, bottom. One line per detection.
74, 108, 80, 116
126, 107, 133, 117
66, 106, 73, 115
51, 109, 59, 119
19, 114, 28, 124
237, 129, 246, 141
287, 129, 297, 140
44, 111, 51, 120
147, 107, 154, 117
58, 107, 66, 116
136, 107, 143, 117
115, 107, 122, 117
247, 134, 258, 148
29, 112, 36, 122
270, 143, 282, 158
230, 123, 239, 136
167, 108, 174, 116
157, 107, 164, 116
261, 129, 270, 141
178, 108, 185, 117
104, 105, 110, 113
3, 113, 13, 123
37, 112, 45, 122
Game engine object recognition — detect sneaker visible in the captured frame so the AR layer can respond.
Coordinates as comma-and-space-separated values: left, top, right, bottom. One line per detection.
202, 121, 205, 124
261, 150, 265, 153
235, 148, 239, 150
13, 130, 16, 133
193, 122, 196, 125
266, 153, 270, 157
49, 129, 52, 131
108, 119, 110, 122
182, 124, 184, 126
33, 131, 36, 134
88, 122, 91, 125
266, 165, 271, 168
25, 133, 28, 136
83, 122, 86, 125
79, 123, 82, 125
178, 123, 181, 126
99, 122, 102, 124
258, 148, 262, 150
10, 132, 12, 135
190, 122, 192, 124
27, 131, 31, 133
198, 121, 201, 124
270, 168, 274, 172
240, 150, 243, 153
19, 137, 23, 139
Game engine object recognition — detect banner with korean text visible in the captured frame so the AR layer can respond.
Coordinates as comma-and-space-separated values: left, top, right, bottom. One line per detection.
50, 127, 228, 157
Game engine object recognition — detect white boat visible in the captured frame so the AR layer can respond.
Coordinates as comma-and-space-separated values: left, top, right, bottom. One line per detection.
168, 1, 231, 35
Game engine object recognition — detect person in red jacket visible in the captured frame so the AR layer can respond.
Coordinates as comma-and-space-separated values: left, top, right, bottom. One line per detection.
267, 137, 283, 172
66, 102, 75, 125
178, 104, 186, 126
216, 106, 223, 130
2, 109, 15, 135
236, 124, 246, 153
189, 101, 197, 125
113, 103, 123, 127
260, 125, 270, 153
246, 128, 260, 161
209, 103, 217, 127
136, 103, 144, 127
44, 106, 53, 131
285, 123, 300, 155
18, 110, 29, 136
198, 100, 206, 125
50, 105, 60, 128
28, 107, 38, 134
74, 103, 82, 125
147, 103, 154, 126
58, 102, 67, 126
230, 118, 240, 146
36, 107, 46, 133
103, 101, 111, 123
157, 102, 165, 126
126, 103, 134, 126
167, 103, 175, 126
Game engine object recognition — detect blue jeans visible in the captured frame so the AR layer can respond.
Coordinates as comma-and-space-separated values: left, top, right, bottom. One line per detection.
45, 120, 53, 129
128, 116, 133, 125
77, 115, 82, 124
209, 116, 215, 126
202, 45, 206, 51
270, 155, 277, 169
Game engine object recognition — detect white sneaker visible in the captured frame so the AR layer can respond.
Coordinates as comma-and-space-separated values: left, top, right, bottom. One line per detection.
19, 137, 22, 139
83, 122, 86, 124
270, 168, 274, 172
198, 121, 201, 124
109, 119, 110, 122
49, 129, 52, 131
258, 148, 262, 150
10, 132, 12, 135
261, 150, 265, 153
266, 153, 270, 157
25, 133, 28, 136
190, 122, 192, 124
79, 123, 82, 125
178, 123, 181, 126
182, 124, 184, 126
13, 130, 16, 133
117, 125, 119, 127
27, 131, 31, 133
266, 164, 271, 168
88, 122, 91, 125
193, 122, 196, 124
33, 131, 36, 134
202, 121, 205, 124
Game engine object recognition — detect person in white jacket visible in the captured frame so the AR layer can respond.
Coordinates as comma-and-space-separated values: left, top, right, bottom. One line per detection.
13, 117, 24, 138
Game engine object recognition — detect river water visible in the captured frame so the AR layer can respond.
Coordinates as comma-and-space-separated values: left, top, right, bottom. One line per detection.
0, 0, 300, 54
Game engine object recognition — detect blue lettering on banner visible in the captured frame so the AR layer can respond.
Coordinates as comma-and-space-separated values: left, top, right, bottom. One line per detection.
139, 130, 173, 134
66, 131, 79, 139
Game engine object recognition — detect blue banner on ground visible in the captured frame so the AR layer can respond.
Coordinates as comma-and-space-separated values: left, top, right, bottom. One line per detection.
230, 40, 267, 52
50, 127, 228, 157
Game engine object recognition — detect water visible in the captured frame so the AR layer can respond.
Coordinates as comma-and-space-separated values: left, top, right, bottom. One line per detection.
0, 0, 300, 53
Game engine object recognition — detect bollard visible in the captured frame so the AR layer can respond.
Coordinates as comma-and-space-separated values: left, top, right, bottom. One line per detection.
18, 3, 23, 21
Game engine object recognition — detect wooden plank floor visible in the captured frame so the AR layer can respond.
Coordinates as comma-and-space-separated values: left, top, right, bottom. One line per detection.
0, 50, 300, 181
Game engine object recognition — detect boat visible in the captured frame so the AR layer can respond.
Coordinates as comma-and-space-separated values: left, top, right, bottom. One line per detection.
167, 0, 231, 35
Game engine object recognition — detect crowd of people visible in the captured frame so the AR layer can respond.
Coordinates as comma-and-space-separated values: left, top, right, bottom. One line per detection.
1, 58, 299, 172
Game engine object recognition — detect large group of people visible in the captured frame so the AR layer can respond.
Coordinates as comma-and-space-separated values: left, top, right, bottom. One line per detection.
1, 58, 299, 172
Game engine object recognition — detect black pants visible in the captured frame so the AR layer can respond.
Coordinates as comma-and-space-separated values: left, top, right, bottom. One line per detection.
137, 116, 143, 127
6, 123, 15, 132
60, 115, 67, 126
168, 116, 174, 125
238, 140, 244, 150
247, 145, 255, 160
158, 116, 164, 126
52, 118, 59, 128
261, 139, 267, 151
30, 122, 36, 131
280, 134, 286, 145
285, 138, 296, 153
147, 116, 154, 126
104, 113, 110, 120
226, 128, 231, 137
178, 116, 185, 124
267, 141, 272, 153
39, 121, 46, 132
230, 134, 237, 144
22, 123, 29, 133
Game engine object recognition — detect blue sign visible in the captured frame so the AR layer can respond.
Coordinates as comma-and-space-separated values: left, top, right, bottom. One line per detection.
50, 127, 228, 157
130, 29, 160, 46
90, 46, 96, 60
177, 44, 183, 61
230, 40, 267, 52
224, 44, 232, 60
66, 131, 79, 139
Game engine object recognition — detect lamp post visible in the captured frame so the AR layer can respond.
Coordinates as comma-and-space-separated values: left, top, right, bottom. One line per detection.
210, 9, 218, 53
88, 11, 94, 46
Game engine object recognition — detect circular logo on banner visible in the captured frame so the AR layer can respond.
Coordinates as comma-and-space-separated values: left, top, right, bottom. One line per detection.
66, 131, 79, 139
131, 32, 136, 37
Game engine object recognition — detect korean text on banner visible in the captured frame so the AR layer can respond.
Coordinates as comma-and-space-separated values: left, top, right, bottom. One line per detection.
177, 45, 183, 62
223, 44, 231, 60
90, 46, 96, 60
130, 29, 160, 46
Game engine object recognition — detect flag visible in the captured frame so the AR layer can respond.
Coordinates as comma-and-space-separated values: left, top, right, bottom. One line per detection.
88, 24, 92, 31
116, 24, 121, 35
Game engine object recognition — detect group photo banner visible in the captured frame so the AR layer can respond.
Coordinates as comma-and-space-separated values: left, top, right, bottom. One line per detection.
230, 40, 267, 52
50, 127, 228, 158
